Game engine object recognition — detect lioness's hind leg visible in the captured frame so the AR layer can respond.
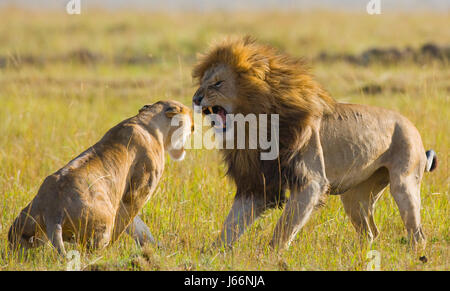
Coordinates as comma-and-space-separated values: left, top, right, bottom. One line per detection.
340, 168, 389, 241
46, 221, 66, 255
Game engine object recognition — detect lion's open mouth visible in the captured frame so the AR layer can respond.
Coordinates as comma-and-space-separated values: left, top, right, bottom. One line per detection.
202, 105, 228, 131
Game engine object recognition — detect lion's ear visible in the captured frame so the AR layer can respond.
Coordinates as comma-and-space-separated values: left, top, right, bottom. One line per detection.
165, 106, 182, 118
250, 56, 269, 80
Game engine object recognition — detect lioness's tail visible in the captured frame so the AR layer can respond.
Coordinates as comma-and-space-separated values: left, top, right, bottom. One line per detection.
425, 150, 437, 172
8, 203, 38, 250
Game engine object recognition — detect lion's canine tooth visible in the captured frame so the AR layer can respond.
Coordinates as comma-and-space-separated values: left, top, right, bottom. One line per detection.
208, 106, 213, 114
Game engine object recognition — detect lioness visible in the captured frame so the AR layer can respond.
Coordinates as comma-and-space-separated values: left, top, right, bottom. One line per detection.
192, 37, 437, 249
8, 100, 193, 255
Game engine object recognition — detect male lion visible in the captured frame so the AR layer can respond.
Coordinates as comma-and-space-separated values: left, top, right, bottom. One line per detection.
192, 37, 437, 249
8, 101, 193, 255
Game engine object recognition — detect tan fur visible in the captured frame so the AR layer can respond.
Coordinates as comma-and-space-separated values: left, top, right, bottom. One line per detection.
8, 100, 193, 254
192, 37, 434, 249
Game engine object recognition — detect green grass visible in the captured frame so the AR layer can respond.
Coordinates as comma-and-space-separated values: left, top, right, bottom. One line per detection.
0, 9, 448, 270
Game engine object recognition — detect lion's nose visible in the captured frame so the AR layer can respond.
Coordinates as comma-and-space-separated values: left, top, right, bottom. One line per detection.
193, 94, 203, 106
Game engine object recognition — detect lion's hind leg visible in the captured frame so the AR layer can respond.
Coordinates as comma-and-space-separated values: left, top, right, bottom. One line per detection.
340, 167, 389, 242
388, 169, 426, 247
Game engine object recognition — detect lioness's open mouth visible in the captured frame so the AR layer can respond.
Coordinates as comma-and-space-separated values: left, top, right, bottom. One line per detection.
202, 105, 228, 131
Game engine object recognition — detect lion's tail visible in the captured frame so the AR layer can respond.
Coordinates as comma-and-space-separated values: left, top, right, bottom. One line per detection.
425, 150, 437, 172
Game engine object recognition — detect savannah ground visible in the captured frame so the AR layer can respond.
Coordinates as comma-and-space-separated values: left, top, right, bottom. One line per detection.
0, 8, 448, 270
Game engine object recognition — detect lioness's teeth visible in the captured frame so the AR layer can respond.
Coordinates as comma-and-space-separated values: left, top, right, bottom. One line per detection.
208, 106, 213, 114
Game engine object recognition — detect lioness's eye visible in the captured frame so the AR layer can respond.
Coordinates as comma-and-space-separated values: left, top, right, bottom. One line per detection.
214, 80, 223, 88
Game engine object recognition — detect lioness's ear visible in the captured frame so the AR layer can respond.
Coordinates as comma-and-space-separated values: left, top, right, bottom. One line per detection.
165, 106, 181, 118
139, 104, 152, 113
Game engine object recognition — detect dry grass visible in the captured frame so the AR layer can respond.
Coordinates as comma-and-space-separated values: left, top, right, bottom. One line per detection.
0, 9, 448, 270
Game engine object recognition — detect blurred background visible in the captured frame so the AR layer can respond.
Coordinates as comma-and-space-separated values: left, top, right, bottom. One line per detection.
1, 0, 450, 11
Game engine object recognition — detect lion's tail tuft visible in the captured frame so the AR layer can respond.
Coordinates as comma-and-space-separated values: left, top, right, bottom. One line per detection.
425, 150, 437, 172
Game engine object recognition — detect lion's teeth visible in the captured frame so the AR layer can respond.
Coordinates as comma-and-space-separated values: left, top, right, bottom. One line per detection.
208, 106, 213, 114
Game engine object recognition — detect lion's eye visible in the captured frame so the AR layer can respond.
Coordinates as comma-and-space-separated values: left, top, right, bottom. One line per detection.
213, 81, 223, 88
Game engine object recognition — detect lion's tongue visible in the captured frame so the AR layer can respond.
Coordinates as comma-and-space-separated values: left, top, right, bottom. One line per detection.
218, 108, 226, 128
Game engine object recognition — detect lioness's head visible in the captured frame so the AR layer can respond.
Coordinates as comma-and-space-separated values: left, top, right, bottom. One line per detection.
139, 100, 193, 161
